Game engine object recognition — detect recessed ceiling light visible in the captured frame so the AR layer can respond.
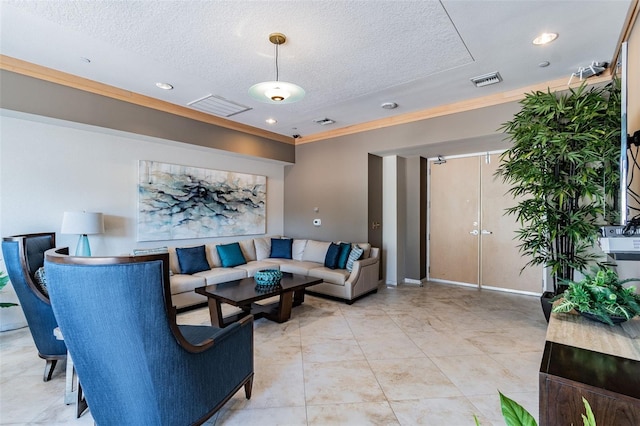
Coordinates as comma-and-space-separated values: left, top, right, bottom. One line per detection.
265, 118, 277, 124
533, 32, 558, 45
381, 102, 398, 110
538, 61, 551, 68
155, 82, 173, 90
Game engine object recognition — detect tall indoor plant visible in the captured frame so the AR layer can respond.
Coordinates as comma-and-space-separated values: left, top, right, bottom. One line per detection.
496, 80, 621, 321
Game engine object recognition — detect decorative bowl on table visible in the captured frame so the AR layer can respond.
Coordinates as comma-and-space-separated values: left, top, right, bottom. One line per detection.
254, 269, 283, 288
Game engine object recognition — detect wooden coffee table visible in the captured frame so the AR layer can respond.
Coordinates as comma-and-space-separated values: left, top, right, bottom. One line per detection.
195, 272, 322, 327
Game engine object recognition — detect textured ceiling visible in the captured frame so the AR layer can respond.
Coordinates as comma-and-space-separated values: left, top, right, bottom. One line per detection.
0, 0, 633, 141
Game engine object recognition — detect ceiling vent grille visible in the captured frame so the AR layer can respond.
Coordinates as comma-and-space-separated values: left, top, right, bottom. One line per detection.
470, 72, 502, 88
187, 94, 252, 117
313, 117, 336, 126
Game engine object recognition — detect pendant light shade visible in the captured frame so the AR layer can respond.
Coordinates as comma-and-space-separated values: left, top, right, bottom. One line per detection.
249, 33, 305, 104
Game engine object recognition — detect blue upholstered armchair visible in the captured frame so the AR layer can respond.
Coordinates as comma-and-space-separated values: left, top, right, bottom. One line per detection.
2, 233, 67, 381
44, 249, 254, 425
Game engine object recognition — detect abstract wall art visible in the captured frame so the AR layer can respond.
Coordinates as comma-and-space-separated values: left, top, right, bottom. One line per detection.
138, 161, 266, 241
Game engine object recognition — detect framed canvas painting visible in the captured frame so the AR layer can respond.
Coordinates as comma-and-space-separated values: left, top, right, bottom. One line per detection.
138, 161, 266, 241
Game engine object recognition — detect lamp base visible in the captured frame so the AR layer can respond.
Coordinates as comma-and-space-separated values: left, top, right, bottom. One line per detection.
75, 235, 91, 257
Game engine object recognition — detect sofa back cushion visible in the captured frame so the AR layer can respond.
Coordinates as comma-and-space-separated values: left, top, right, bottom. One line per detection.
239, 239, 257, 262
302, 240, 331, 264
354, 243, 371, 259
176, 245, 211, 274
216, 242, 247, 268
205, 244, 222, 267
168, 247, 181, 274
292, 239, 308, 261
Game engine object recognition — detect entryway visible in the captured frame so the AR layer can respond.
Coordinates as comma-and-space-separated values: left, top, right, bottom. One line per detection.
428, 152, 542, 294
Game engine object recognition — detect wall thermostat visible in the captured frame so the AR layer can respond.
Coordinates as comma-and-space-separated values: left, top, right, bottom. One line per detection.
313, 218, 321, 226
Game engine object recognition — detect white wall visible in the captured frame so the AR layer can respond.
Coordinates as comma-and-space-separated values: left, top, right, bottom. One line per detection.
0, 111, 286, 257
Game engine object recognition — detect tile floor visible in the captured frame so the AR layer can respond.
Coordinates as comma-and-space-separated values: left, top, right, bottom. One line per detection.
0, 282, 548, 425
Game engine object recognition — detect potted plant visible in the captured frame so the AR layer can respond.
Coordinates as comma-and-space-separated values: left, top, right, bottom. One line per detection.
552, 267, 640, 325
0, 270, 18, 308
496, 80, 621, 321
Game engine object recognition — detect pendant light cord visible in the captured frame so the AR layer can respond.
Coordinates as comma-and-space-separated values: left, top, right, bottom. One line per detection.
274, 40, 280, 82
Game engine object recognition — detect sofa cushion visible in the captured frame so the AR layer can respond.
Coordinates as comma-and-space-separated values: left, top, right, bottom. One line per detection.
302, 240, 331, 263
239, 239, 257, 262
268, 259, 322, 275
168, 247, 181, 274
270, 238, 293, 259
254, 237, 271, 260
324, 243, 341, 269
205, 244, 222, 267
170, 274, 207, 294
346, 245, 364, 272
193, 267, 247, 285
292, 239, 307, 261
354, 243, 371, 259
176, 245, 211, 274
337, 242, 351, 269
308, 267, 350, 285
216, 242, 247, 268
236, 261, 282, 277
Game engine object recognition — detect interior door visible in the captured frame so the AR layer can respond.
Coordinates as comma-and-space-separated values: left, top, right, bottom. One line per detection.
368, 154, 383, 279
429, 156, 480, 285
480, 153, 542, 292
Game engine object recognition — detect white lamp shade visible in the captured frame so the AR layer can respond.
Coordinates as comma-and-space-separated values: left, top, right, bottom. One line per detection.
61, 212, 105, 235
248, 81, 305, 104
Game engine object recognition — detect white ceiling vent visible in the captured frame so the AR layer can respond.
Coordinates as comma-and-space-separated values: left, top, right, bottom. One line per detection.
470, 72, 502, 88
313, 117, 336, 126
187, 94, 252, 117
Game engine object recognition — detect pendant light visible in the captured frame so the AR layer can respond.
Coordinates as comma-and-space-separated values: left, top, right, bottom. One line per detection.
248, 33, 305, 104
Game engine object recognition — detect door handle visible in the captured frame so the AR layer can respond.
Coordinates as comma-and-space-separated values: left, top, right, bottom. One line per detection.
481, 230, 493, 235
469, 230, 479, 236
371, 221, 381, 230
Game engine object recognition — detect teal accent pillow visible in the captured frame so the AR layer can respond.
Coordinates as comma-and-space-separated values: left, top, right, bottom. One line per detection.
216, 242, 247, 268
337, 242, 351, 269
324, 243, 341, 269
346, 245, 364, 272
270, 238, 293, 259
176, 245, 210, 274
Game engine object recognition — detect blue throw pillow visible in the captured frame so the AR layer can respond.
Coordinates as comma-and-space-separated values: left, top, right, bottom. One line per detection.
324, 242, 341, 269
346, 245, 364, 272
337, 242, 351, 269
270, 238, 293, 259
216, 242, 247, 268
176, 245, 210, 274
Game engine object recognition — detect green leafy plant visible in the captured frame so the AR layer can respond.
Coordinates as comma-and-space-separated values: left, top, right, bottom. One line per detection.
475, 392, 597, 426
495, 80, 621, 294
552, 267, 640, 325
0, 270, 18, 308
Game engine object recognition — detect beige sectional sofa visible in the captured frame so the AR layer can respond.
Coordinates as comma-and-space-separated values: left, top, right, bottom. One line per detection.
166, 236, 380, 309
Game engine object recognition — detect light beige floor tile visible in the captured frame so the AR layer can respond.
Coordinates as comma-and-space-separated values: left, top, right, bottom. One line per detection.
390, 396, 494, 426
357, 332, 424, 360
225, 361, 306, 410
430, 354, 529, 396
304, 361, 386, 405
215, 406, 308, 425
369, 357, 462, 400
302, 339, 366, 363
410, 331, 484, 357
307, 401, 400, 425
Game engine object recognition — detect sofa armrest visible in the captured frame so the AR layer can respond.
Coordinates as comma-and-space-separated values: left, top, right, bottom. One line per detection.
345, 247, 380, 286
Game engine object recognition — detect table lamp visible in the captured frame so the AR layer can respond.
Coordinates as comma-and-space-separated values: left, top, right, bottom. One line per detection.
61, 211, 105, 256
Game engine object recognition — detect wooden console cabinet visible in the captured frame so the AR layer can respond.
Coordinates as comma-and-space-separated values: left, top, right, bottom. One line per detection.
539, 314, 640, 425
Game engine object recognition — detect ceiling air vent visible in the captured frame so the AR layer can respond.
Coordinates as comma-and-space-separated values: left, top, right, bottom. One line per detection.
313, 117, 336, 126
470, 72, 502, 88
187, 94, 252, 117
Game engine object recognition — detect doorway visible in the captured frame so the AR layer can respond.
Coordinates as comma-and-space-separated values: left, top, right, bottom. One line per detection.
428, 152, 542, 293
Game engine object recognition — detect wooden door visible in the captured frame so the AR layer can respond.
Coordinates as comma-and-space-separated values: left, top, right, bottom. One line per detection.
429, 156, 480, 285
480, 154, 542, 292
